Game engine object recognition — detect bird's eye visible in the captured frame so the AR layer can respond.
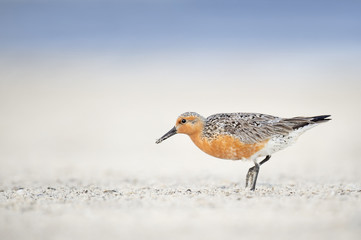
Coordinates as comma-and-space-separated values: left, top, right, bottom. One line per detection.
181, 119, 187, 124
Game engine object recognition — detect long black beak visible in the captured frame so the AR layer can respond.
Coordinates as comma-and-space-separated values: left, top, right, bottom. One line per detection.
156, 126, 177, 144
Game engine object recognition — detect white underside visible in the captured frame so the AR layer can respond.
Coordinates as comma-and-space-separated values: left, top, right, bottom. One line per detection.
249, 124, 317, 163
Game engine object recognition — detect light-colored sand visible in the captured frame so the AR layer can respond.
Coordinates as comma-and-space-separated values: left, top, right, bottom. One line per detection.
1, 51, 361, 240
1, 176, 360, 240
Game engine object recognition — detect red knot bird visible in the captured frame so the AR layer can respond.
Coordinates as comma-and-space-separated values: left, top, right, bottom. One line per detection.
156, 112, 331, 190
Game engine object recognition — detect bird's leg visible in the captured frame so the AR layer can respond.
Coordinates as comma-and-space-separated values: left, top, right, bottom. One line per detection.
245, 155, 271, 191
259, 155, 271, 166
245, 163, 259, 191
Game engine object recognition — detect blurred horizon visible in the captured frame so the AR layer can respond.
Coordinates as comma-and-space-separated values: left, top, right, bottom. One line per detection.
1, 0, 361, 87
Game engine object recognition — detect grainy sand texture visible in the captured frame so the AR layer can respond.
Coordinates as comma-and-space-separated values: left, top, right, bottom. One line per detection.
1, 177, 360, 240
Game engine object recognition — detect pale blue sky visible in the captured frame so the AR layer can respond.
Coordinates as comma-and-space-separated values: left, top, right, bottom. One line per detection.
1, 0, 360, 53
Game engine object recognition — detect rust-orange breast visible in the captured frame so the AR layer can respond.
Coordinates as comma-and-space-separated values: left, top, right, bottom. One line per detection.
189, 134, 268, 160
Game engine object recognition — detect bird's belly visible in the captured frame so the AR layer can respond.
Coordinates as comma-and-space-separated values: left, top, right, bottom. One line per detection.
190, 134, 268, 160
258, 126, 314, 156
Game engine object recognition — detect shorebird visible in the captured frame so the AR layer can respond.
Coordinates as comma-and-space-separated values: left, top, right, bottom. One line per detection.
156, 112, 331, 190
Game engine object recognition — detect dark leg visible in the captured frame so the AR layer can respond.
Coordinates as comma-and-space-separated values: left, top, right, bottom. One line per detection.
245, 163, 259, 191
259, 155, 271, 166
245, 155, 271, 191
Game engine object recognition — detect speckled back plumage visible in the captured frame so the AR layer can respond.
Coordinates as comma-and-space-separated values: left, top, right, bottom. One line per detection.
202, 113, 328, 144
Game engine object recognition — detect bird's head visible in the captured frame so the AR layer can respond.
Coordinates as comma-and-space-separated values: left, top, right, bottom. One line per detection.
155, 112, 205, 144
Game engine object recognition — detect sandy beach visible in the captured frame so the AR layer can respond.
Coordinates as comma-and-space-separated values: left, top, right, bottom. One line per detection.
1, 174, 360, 240
1, 57, 361, 239
1, 18, 361, 238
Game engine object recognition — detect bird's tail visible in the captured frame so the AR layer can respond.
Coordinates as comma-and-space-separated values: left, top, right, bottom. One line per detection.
285, 115, 331, 130
310, 115, 331, 123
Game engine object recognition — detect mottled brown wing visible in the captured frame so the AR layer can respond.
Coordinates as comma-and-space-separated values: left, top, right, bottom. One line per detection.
203, 113, 322, 144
